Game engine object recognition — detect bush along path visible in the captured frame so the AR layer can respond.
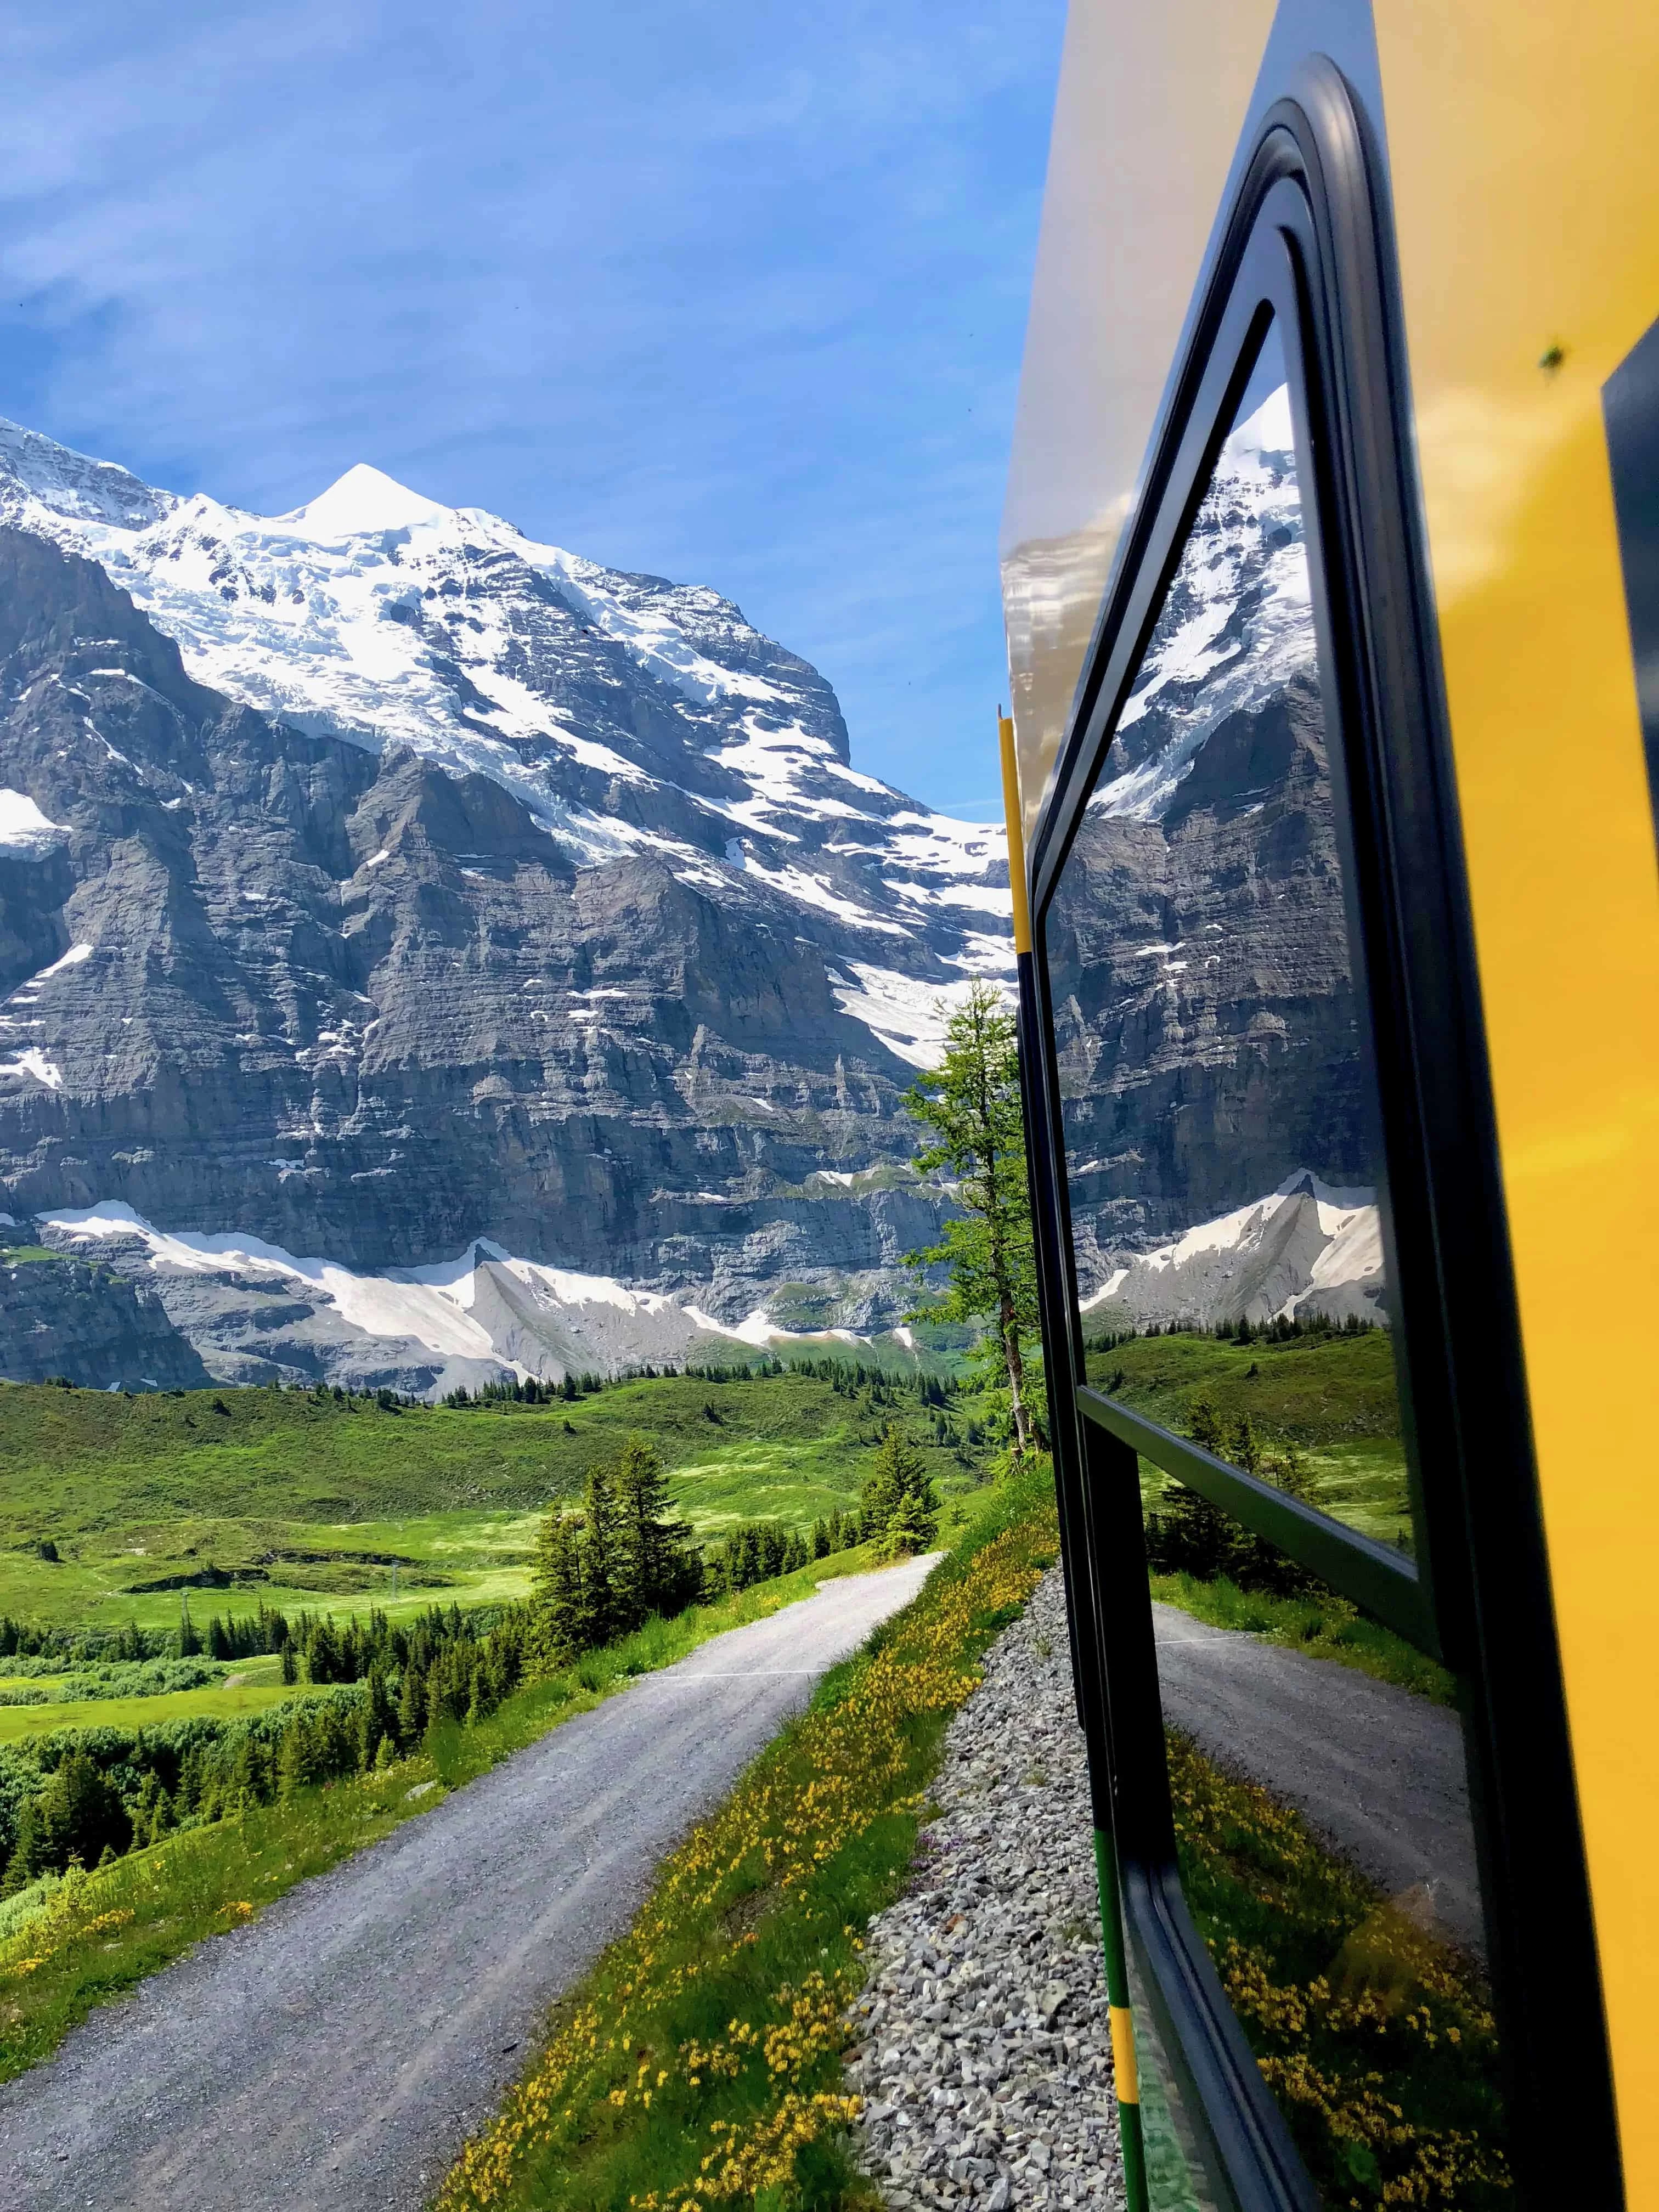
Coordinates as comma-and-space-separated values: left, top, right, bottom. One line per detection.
435, 1465, 1058, 2212
844, 1568, 1127, 2212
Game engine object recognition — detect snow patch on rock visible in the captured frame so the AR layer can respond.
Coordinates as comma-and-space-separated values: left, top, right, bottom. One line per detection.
35, 1203, 925, 1393
0, 788, 70, 855
1079, 1172, 1384, 1331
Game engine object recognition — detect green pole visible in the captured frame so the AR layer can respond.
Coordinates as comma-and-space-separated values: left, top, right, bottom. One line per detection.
1093, 1826, 1150, 2212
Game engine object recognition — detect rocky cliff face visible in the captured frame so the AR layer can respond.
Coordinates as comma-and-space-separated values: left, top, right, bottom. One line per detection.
0, 423, 1014, 1387
0, 1238, 209, 1390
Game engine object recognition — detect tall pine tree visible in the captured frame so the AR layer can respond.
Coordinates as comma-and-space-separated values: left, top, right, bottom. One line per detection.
903, 981, 1039, 1463
531, 1508, 587, 1663
580, 1463, 621, 1649
614, 1433, 697, 1627
859, 1426, 939, 1556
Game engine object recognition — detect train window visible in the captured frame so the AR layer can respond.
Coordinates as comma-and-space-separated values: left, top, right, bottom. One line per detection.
1048, 318, 1404, 1536
1043, 315, 1512, 2208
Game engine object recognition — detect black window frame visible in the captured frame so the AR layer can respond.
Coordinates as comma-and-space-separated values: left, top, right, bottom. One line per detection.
1019, 56, 1621, 2212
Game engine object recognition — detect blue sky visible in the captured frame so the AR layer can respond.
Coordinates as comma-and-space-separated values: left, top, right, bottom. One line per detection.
0, 1, 1066, 820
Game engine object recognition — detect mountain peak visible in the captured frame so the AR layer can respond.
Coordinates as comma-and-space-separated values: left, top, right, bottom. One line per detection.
0, 417, 168, 532
272, 462, 450, 539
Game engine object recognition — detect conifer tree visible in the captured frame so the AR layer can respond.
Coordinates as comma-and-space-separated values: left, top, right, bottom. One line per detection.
579, 1462, 621, 1648
902, 981, 1039, 1463
396, 1660, 425, 1747
358, 1665, 398, 1768
14, 1748, 131, 1875
1187, 1398, 1227, 1455
1226, 1411, 1262, 1476
1144, 1398, 1239, 1579
278, 1713, 315, 1802
134, 1768, 162, 1844
860, 1426, 938, 1553
614, 1433, 696, 1627
229, 1733, 270, 1811
178, 1591, 201, 1658
1266, 1438, 1316, 1505
532, 1510, 586, 1664
882, 1478, 939, 1559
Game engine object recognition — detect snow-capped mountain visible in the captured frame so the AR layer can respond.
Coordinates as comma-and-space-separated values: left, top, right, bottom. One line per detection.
1095, 386, 1313, 823
0, 419, 1012, 1024
0, 417, 1014, 1389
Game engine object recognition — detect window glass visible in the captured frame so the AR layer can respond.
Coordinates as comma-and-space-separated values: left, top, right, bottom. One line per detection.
1050, 321, 1405, 1545
1047, 324, 1511, 2207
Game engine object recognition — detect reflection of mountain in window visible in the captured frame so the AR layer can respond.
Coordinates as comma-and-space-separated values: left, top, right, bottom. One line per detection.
1098, 386, 1315, 825
1049, 324, 1513, 2210
1046, 325, 1383, 1340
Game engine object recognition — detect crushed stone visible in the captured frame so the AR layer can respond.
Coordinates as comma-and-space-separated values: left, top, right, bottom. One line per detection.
844, 1568, 1127, 2211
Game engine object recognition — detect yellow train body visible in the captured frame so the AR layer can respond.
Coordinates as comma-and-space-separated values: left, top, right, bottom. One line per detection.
1003, 3, 1659, 2201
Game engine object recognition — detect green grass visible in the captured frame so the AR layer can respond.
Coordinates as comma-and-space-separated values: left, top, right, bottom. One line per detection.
1084, 1324, 1403, 1441
0, 1371, 994, 1634
0, 1536, 935, 2085
1091, 1327, 1413, 1547
666, 1444, 871, 1536
1147, 1571, 1454, 1703
435, 1464, 1059, 2212
0, 1673, 321, 1745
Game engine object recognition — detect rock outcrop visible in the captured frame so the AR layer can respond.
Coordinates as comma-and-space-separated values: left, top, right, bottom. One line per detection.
0, 1240, 209, 1390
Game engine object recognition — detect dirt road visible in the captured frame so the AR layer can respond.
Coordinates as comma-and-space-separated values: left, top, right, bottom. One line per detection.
1, 1557, 938, 2212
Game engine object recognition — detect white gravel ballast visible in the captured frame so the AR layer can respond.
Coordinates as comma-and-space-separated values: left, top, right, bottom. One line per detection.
845, 1568, 1127, 2211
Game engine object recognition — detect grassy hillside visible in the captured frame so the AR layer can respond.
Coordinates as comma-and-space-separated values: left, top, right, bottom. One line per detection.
0, 1368, 992, 1633
1084, 1327, 1412, 1547
0, 1667, 311, 1746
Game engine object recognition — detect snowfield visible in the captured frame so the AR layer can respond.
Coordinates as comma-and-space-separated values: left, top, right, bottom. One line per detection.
36, 1203, 917, 1388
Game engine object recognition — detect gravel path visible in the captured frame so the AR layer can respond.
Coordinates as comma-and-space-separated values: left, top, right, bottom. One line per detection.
1151, 1602, 1482, 1951
0, 1558, 938, 2212
845, 1571, 1127, 2212
842, 1576, 1481, 2212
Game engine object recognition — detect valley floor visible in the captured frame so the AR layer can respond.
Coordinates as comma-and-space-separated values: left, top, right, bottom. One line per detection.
0, 1558, 935, 2212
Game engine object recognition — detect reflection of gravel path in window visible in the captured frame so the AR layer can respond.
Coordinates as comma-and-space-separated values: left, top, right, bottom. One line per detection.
844, 1568, 1127, 2210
